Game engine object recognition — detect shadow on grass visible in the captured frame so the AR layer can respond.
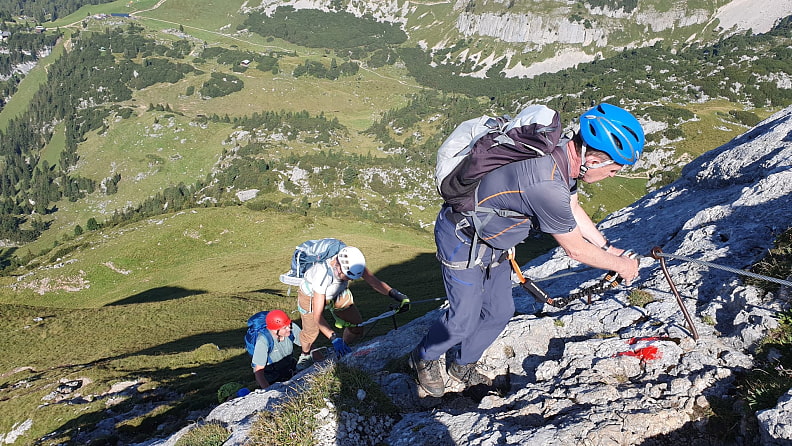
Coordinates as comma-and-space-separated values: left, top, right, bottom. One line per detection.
41, 349, 254, 446
36, 248, 536, 445
106, 286, 208, 306
0, 246, 18, 271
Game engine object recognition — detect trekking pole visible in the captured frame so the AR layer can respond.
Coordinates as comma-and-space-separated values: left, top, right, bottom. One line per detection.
357, 296, 450, 338
357, 308, 400, 327
409, 297, 448, 306
390, 307, 399, 331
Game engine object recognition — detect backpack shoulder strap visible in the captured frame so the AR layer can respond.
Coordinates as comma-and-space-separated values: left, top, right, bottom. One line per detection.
261, 329, 275, 363
463, 187, 530, 268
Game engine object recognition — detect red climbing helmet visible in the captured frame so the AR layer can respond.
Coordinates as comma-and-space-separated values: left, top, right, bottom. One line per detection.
265, 309, 291, 330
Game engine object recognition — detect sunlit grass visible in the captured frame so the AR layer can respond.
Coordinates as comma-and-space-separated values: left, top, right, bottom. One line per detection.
174, 422, 230, 446
248, 362, 398, 446
2, 207, 439, 307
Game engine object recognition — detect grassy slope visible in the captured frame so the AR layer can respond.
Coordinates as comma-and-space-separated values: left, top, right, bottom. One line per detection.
0, 207, 442, 443
46, 0, 162, 27
0, 207, 439, 308
19, 3, 421, 254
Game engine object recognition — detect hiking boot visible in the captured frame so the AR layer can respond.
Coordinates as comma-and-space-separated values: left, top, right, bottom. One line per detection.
296, 353, 313, 371
408, 349, 445, 397
447, 361, 492, 387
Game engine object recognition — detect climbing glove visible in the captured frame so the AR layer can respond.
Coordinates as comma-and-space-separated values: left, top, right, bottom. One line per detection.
331, 336, 352, 357
389, 288, 411, 313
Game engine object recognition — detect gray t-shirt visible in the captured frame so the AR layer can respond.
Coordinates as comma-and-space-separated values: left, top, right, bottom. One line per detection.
251, 323, 302, 367
473, 154, 577, 250
435, 153, 576, 265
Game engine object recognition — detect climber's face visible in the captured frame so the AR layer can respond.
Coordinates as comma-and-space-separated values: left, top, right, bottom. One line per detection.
581, 156, 623, 183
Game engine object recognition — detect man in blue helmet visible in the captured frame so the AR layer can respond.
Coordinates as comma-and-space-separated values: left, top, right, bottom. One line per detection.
410, 103, 645, 397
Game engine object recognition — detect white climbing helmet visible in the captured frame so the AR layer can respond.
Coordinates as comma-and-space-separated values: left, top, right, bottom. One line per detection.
337, 246, 366, 280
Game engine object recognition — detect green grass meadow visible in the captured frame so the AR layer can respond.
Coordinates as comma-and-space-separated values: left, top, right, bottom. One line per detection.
0, 207, 443, 444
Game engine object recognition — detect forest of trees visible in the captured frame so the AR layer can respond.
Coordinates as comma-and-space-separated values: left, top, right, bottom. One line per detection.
242, 6, 405, 69
0, 24, 204, 246
199, 72, 243, 98
0, 23, 61, 110
292, 58, 359, 80
0, 22, 60, 75
243, 6, 407, 50
200, 46, 283, 74
0, 0, 114, 22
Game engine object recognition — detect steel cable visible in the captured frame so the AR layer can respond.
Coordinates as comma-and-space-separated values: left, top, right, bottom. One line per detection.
651, 251, 792, 288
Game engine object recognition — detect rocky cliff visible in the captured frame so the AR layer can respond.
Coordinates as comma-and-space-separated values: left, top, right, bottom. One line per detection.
149, 101, 792, 446
247, 0, 792, 77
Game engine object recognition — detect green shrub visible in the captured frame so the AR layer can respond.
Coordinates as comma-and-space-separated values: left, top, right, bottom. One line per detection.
729, 110, 762, 127
628, 289, 655, 307
747, 227, 792, 293
200, 72, 244, 98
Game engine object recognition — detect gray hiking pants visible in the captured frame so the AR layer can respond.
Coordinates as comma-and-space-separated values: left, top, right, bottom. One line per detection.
417, 259, 514, 365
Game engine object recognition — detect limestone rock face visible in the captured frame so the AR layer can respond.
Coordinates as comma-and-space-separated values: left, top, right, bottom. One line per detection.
247, 0, 792, 77
758, 389, 792, 446
455, 12, 607, 46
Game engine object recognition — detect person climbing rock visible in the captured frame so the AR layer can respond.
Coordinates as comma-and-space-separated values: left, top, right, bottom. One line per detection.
296, 245, 410, 370
249, 309, 302, 389
411, 103, 644, 397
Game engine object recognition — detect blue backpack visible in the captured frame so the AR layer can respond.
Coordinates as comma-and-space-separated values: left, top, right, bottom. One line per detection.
244, 311, 294, 363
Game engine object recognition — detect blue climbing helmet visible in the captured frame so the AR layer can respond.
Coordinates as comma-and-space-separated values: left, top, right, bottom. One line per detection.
579, 103, 645, 165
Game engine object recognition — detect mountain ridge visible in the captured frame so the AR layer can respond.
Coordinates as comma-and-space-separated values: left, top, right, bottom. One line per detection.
248, 0, 792, 78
